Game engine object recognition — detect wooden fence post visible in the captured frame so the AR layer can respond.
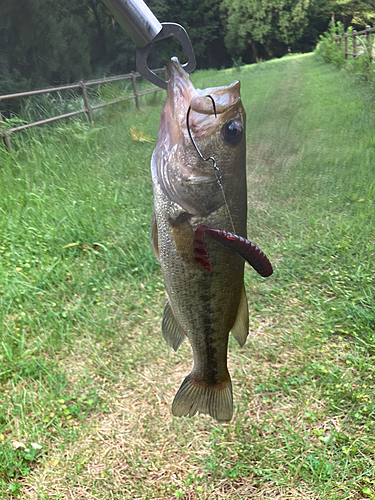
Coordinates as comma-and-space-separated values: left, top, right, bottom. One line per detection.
353, 30, 357, 56
80, 80, 93, 123
344, 34, 348, 59
366, 26, 372, 56
0, 113, 12, 152
131, 72, 140, 110
366, 26, 371, 45
339, 36, 342, 52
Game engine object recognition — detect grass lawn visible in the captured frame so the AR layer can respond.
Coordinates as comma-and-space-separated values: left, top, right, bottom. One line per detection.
0, 53, 374, 499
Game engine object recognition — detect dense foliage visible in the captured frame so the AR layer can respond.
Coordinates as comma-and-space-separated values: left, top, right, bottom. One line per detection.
317, 19, 375, 83
0, 0, 374, 94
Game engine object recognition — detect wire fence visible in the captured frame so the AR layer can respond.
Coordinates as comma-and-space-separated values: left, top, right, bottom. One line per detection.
0, 68, 166, 151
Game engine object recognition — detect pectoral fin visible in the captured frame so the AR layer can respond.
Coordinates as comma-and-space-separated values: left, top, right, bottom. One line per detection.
169, 212, 194, 263
150, 213, 160, 262
162, 299, 186, 352
231, 285, 249, 347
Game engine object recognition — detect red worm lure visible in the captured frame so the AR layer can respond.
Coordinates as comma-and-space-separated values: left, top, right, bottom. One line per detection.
193, 225, 273, 277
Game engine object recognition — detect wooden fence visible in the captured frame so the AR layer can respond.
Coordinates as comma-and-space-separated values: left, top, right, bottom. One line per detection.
0, 68, 166, 151
335, 25, 375, 59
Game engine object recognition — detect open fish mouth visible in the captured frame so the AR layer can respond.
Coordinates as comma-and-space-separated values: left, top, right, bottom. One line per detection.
166, 57, 196, 118
164, 57, 243, 140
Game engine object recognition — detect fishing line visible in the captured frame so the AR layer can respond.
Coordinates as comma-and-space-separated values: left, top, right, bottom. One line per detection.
186, 96, 236, 233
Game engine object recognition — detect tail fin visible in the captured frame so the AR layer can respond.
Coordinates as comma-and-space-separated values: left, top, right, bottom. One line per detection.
172, 373, 233, 423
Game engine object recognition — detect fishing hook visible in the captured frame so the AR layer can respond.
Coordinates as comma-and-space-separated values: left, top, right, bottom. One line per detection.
186, 95, 236, 233
186, 95, 217, 170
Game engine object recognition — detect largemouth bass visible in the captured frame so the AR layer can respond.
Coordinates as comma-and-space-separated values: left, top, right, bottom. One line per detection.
151, 58, 272, 423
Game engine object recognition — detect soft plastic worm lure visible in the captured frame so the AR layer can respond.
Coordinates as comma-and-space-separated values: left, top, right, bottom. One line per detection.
193, 225, 273, 277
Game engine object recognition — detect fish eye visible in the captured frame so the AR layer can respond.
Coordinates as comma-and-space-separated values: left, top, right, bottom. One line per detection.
221, 120, 243, 145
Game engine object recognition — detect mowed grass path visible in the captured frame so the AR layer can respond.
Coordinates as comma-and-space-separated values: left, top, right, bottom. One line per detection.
0, 53, 374, 499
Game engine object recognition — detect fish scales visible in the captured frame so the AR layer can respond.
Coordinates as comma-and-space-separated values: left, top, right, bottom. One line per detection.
151, 57, 249, 423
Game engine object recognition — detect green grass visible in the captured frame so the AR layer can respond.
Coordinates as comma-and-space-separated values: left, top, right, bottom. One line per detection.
0, 53, 374, 499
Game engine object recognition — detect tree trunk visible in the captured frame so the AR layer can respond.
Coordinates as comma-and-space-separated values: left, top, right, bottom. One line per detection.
251, 41, 259, 62
87, 0, 106, 58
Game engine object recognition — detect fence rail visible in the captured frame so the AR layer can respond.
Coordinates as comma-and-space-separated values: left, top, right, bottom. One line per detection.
0, 68, 166, 151
334, 25, 375, 59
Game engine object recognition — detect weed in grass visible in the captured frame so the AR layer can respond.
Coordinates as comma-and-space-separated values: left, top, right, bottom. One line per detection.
0, 440, 42, 496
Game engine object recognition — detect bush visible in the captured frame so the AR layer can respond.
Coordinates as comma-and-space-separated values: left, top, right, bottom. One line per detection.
316, 20, 345, 67
317, 20, 375, 82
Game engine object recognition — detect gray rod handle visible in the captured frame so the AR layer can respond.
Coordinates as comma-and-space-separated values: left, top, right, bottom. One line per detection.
101, 0, 162, 48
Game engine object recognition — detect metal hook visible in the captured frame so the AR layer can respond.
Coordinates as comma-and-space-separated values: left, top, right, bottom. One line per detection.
186, 95, 217, 169
186, 96, 236, 233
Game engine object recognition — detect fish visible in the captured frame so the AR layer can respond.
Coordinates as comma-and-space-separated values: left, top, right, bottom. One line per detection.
151, 57, 272, 423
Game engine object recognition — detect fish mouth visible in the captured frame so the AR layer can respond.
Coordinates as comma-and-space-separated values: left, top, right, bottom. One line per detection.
164, 58, 243, 142
166, 57, 242, 119
166, 57, 196, 117
156, 58, 195, 151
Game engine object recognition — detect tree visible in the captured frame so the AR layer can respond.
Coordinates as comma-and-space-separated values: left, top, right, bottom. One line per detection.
331, 0, 375, 29
294, 0, 334, 52
0, 0, 92, 94
220, 0, 327, 61
3, 0, 370, 97
145, 0, 226, 68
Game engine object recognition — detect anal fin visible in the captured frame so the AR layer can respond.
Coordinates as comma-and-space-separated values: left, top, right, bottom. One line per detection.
231, 285, 249, 347
162, 299, 186, 352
